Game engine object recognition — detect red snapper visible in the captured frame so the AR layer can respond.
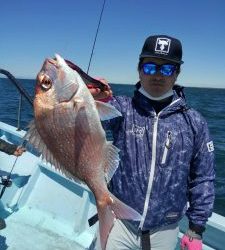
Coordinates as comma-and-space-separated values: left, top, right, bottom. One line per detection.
26, 55, 141, 249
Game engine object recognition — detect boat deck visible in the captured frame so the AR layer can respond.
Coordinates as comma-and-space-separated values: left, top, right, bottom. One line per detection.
0, 121, 225, 249
0, 159, 98, 249
1, 209, 85, 250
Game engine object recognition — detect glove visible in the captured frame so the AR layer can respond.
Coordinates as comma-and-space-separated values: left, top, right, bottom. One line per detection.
180, 230, 202, 250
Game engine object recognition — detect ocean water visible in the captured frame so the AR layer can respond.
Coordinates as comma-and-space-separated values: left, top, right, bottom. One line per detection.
0, 77, 224, 217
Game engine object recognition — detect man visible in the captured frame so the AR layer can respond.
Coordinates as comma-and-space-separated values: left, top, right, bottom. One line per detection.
89, 35, 215, 250
0, 138, 26, 229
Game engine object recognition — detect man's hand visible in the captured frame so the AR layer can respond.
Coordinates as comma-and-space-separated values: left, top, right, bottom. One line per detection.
87, 77, 113, 101
13, 146, 26, 156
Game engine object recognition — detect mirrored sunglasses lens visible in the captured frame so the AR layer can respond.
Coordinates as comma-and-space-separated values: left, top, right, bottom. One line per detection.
161, 65, 176, 76
143, 64, 156, 75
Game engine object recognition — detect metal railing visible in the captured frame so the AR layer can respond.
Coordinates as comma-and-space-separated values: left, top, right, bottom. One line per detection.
0, 69, 33, 130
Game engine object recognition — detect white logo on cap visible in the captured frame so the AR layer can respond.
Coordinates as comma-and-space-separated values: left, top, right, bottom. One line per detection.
155, 38, 171, 54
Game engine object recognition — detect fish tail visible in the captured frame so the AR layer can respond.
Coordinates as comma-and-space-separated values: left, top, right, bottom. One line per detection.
109, 192, 142, 221
96, 192, 141, 250
96, 201, 114, 250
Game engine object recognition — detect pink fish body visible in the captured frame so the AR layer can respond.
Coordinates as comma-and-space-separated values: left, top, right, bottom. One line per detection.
26, 55, 141, 249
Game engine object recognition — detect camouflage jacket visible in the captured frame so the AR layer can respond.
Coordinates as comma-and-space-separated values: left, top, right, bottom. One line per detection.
103, 87, 215, 231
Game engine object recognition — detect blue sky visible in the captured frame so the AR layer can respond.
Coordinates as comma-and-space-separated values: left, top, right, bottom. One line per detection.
0, 0, 225, 88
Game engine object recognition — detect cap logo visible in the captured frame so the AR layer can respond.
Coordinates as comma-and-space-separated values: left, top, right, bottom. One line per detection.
155, 38, 171, 55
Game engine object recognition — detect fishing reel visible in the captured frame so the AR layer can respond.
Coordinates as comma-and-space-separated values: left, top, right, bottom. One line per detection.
0, 176, 12, 187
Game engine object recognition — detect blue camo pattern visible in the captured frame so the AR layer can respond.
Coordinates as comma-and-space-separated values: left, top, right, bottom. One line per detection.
103, 89, 215, 231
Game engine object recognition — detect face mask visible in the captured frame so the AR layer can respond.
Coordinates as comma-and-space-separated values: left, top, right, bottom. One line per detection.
139, 87, 174, 101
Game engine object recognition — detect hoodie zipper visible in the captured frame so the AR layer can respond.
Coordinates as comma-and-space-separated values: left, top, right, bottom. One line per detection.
161, 131, 172, 164
139, 98, 181, 230
139, 114, 159, 229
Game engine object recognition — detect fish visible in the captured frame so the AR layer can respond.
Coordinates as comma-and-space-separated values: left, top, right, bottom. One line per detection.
25, 54, 141, 250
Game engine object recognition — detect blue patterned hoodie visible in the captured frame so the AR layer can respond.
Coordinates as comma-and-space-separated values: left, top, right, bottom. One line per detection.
103, 85, 215, 231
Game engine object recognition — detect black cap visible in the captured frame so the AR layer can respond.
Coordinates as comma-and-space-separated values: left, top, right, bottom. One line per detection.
139, 35, 184, 64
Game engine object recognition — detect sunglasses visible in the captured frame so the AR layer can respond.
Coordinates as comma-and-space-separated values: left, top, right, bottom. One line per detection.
142, 62, 177, 76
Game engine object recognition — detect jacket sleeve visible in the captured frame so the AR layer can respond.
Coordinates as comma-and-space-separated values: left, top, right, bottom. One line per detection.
0, 138, 17, 155
186, 113, 215, 230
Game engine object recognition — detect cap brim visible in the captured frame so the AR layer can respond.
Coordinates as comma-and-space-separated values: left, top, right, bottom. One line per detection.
139, 54, 184, 64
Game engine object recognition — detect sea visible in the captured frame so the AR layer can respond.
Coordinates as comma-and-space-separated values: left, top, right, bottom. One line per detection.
0, 77, 225, 217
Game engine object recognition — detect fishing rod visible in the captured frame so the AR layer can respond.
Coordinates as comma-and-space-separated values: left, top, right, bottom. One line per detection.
86, 0, 106, 74
0, 140, 28, 199
0, 156, 18, 199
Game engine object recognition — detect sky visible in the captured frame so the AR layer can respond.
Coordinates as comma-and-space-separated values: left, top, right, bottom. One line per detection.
0, 0, 225, 88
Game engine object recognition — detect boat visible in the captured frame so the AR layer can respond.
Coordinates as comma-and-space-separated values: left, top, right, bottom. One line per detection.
0, 70, 225, 250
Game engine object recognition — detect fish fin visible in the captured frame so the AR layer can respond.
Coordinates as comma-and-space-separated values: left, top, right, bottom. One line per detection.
73, 96, 85, 112
104, 142, 120, 183
95, 101, 122, 121
97, 193, 141, 249
25, 121, 82, 184
24, 120, 43, 147
25, 121, 59, 166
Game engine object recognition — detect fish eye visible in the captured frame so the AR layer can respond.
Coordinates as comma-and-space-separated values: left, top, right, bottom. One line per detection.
41, 75, 52, 91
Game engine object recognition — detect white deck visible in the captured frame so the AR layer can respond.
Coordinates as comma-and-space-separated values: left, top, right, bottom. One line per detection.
0, 121, 225, 250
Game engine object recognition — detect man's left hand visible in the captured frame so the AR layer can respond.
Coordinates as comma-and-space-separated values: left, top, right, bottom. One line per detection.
87, 77, 113, 101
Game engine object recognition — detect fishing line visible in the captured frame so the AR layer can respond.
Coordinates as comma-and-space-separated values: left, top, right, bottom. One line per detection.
87, 0, 106, 74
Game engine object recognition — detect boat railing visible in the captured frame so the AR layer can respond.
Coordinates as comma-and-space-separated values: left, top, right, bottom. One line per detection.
0, 69, 33, 131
